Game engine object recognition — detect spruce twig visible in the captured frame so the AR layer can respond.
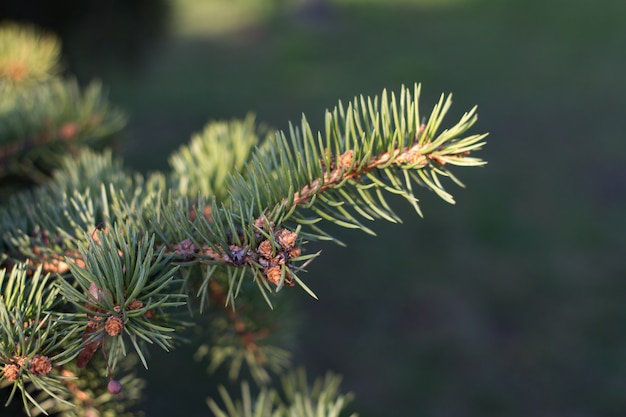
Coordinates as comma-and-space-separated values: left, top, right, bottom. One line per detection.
1, 82, 487, 415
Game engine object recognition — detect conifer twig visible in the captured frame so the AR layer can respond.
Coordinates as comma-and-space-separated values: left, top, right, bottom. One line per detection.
291, 124, 441, 206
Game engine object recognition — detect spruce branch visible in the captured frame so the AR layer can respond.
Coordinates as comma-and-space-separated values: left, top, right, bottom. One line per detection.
228, 84, 486, 225
1, 80, 488, 415
58, 225, 188, 371
278, 369, 357, 417
194, 279, 293, 385
169, 114, 261, 201
0, 23, 125, 191
1, 85, 487, 307
0, 80, 126, 183
0, 23, 60, 84
0, 263, 81, 415
179, 84, 486, 302
207, 369, 357, 417
28, 355, 145, 417
207, 381, 279, 417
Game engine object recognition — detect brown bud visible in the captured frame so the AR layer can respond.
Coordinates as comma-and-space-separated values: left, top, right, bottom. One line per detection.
3, 363, 19, 381
30, 355, 52, 376
275, 229, 297, 251
338, 149, 354, 169
265, 266, 282, 286
288, 247, 301, 259
88, 282, 103, 302
127, 299, 144, 311
257, 240, 273, 259
397, 149, 425, 166
254, 216, 274, 231
271, 254, 286, 266
204, 247, 227, 261
86, 317, 101, 329
229, 245, 249, 265
105, 316, 124, 336
174, 238, 197, 260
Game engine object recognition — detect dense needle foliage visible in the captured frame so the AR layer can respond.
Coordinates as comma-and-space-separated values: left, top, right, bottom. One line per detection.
0, 23, 487, 416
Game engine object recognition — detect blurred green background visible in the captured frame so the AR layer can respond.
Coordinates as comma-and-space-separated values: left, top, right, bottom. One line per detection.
3, 0, 626, 415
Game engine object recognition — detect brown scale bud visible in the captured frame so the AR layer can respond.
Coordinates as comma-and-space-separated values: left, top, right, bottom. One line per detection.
397, 149, 426, 166
204, 247, 228, 261
275, 229, 297, 251
127, 299, 144, 311
3, 363, 19, 381
265, 261, 294, 287
174, 238, 197, 260
105, 316, 124, 336
86, 317, 101, 329
265, 266, 282, 286
288, 247, 301, 259
257, 240, 273, 259
254, 216, 274, 231
338, 149, 354, 169
229, 245, 249, 266
273, 254, 286, 266
30, 355, 52, 376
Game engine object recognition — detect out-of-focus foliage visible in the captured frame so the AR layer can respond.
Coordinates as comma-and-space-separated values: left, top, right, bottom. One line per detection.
0, 23, 125, 195
0, 23, 59, 83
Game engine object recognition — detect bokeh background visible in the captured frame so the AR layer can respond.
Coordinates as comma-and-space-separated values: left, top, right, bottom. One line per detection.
2, 0, 626, 416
